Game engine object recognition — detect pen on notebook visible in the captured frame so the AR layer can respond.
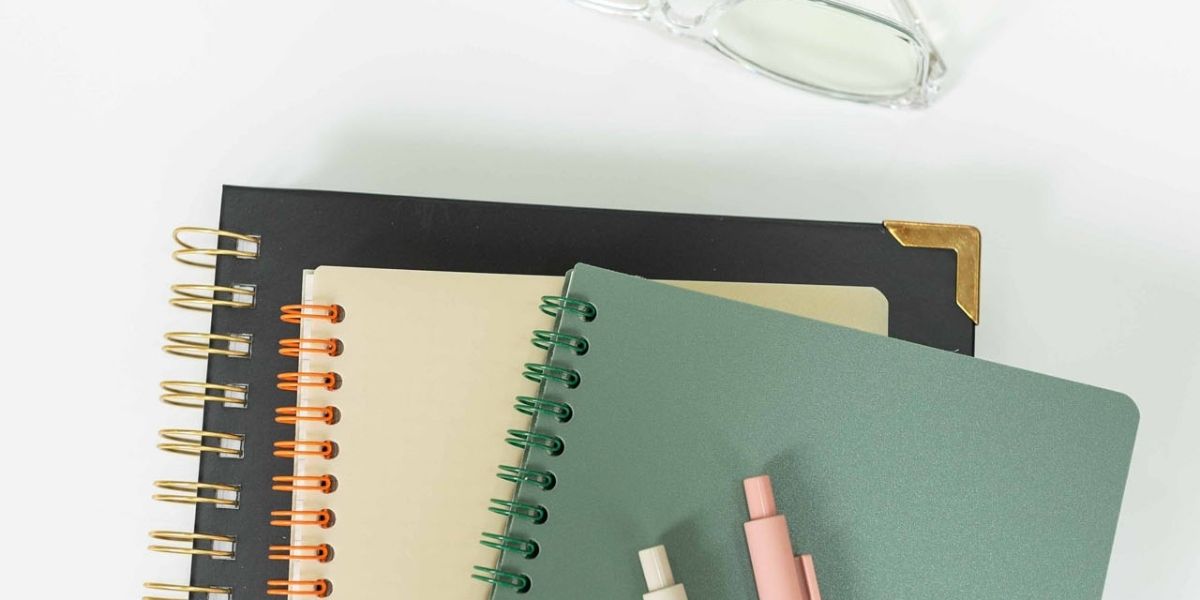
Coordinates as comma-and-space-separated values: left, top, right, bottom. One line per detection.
639, 545, 688, 600
743, 475, 821, 600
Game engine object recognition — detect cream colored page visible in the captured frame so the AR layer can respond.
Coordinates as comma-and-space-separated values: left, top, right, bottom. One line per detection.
290, 268, 555, 599
288, 267, 888, 598
667, 279, 887, 334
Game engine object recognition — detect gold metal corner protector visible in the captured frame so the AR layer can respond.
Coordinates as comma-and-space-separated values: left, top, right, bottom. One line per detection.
884, 220, 981, 325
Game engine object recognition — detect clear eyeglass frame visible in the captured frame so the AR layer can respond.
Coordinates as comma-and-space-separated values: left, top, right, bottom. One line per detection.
571, 0, 947, 108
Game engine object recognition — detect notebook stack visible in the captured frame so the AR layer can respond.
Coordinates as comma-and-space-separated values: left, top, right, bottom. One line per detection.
146, 186, 1135, 600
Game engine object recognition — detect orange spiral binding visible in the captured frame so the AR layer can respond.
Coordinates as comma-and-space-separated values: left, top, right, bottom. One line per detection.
269, 544, 333, 562
280, 304, 344, 324
273, 440, 336, 459
267, 579, 331, 597
270, 509, 334, 528
279, 337, 342, 357
272, 304, 343, 595
272, 474, 336, 493
275, 405, 338, 425
277, 371, 340, 391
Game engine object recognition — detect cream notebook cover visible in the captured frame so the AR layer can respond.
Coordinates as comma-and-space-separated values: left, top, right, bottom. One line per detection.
286, 266, 887, 598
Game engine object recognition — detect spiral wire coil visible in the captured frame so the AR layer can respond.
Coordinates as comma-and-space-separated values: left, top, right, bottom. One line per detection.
472, 295, 597, 593
172, 226, 259, 268
148, 530, 237, 559
146, 227, 258, 598
169, 283, 256, 311
143, 582, 231, 600
269, 304, 343, 597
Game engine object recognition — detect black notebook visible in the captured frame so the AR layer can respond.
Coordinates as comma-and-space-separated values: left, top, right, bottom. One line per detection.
149, 185, 979, 599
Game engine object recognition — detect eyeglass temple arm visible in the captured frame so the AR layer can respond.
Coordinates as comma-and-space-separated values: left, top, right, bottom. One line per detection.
890, 0, 945, 76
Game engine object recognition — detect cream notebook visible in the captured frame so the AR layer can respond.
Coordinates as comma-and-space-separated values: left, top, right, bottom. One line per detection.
284, 266, 888, 598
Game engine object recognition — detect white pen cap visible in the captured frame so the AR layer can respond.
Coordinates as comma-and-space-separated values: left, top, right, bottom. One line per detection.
639, 545, 689, 600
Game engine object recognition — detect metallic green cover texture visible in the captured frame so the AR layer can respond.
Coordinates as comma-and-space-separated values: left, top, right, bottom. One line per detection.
493, 264, 1137, 600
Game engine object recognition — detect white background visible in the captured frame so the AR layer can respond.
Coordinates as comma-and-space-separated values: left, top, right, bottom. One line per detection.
2, 0, 1197, 598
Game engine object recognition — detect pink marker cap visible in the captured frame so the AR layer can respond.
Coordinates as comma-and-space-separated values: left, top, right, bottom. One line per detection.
744, 475, 778, 520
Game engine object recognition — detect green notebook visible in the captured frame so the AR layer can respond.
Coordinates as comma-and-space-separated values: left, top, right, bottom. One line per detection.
482, 264, 1137, 600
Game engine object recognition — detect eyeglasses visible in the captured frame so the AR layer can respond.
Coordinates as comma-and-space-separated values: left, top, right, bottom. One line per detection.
571, 0, 946, 108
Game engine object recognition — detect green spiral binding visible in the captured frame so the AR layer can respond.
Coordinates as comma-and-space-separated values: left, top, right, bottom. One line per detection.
476, 295, 597, 592
540, 295, 596, 321
496, 465, 556, 490
506, 429, 565, 455
531, 330, 589, 355
480, 533, 540, 558
472, 566, 531, 592
489, 499, 548, 524
523, 363, 580, 388
514, 395, 573, 422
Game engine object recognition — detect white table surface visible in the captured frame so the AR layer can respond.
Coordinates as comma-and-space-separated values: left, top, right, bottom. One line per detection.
2, 1, 1197, 597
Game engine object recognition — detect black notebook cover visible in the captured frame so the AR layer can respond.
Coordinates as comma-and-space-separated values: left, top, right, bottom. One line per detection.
182, 185, 976, 598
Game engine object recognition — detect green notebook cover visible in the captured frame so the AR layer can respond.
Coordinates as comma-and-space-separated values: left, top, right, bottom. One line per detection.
485, 264, 1137, 600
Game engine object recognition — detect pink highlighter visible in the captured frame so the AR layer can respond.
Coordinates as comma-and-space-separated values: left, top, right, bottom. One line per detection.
742, 475, 822, 600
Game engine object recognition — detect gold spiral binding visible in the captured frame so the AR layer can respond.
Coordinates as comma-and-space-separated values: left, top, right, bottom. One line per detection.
157, 428, 243, 457
147, 227, 253, 600
169, 283, 256, 311
143, 582, 231, 600
172, 226, 259, 268
159, 381, 247, 409
152, 480, 239, 507
163, 332, 251, 359
148, 530, 235, 558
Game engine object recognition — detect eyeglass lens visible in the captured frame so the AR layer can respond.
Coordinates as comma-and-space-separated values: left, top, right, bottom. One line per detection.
712, 0, 924, 98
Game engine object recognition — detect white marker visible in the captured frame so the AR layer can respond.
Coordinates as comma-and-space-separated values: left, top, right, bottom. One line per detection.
639, 544, 689, 600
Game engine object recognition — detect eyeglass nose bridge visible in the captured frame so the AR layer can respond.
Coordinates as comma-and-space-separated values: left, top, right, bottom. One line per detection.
657, 0, 709, 32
